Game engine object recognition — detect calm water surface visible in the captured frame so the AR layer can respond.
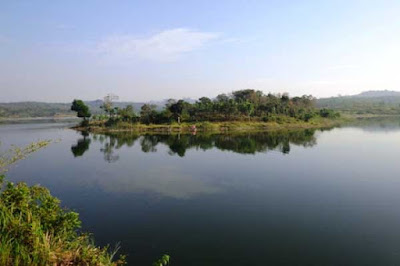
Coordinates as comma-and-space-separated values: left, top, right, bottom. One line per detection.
2, 119, 400, 265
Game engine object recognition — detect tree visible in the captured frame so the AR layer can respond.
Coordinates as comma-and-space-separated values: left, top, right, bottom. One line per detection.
140, 104, 157, 124
118, 105, 137, 122
71, 100, 91, 121
101, 94, 119, 117
168, 100, 187, 123
238, 101, 254, 120
216, 93, 229, 102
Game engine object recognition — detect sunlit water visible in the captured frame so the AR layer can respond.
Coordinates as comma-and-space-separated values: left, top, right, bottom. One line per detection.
2, 119, 400, 265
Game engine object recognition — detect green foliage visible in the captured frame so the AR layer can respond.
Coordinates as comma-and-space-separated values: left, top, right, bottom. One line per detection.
0, 102, 74, 118
101, 94, 120, 118
140, 104, 158, 124
316, 92, 400, 115
122, 90, 333, 125
0, 177, 125, 265
76, 90, 338, 128
117, 105, 138, 122
319, 108, 340, 118
0, 100, 146, 119
168, 99, 188, 123
152, 254, 170, 266
0, 142, 125, 265
71, 99, 91, 121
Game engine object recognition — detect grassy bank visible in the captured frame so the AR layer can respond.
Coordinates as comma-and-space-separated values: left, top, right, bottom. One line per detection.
0, 142, 126, 265
0, 176, 125, 266
74, 116, 346, 133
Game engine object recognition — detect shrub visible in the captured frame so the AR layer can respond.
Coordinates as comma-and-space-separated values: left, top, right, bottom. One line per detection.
0, 176, 125, 265
319, 108, 340, 118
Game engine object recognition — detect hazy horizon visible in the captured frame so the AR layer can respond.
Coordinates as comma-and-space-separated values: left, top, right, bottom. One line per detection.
2, 89, 400, 104
2, 1, 400, 102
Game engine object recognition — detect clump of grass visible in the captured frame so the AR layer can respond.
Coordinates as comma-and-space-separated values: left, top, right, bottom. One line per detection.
0, 140, 51, 173
0, 175, 125, 265
152, 254, 170, 266
196, 121, 218, 131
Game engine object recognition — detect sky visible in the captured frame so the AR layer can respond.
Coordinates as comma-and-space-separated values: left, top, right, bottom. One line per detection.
1, 0, 400, 102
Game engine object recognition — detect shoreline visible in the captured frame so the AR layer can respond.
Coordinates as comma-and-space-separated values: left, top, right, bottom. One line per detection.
73, 118, 344, 134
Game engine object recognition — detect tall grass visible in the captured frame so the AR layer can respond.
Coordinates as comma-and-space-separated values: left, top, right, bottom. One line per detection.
0, 175, 125, 265
0, 142, 125, 265
0, 141, 172, 265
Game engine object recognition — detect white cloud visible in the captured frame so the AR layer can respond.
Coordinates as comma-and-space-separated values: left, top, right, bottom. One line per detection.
96, 28, 219, 62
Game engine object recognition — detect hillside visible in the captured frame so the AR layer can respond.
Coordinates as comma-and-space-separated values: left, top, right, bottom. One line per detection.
2, 90, 400, 118
355, 90, 400, 98
316, 90, 400, 115
0, 100, 148, 118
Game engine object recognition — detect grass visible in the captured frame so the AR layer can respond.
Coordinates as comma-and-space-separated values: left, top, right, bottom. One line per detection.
0, 142, 125, 265
76, 116, 345, 134
0, 176, 124, 265
0, 175, 125, 265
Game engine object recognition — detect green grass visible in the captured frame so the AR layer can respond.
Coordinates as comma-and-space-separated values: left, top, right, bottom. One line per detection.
78, 115, 344, 134
0, 175, 125, 265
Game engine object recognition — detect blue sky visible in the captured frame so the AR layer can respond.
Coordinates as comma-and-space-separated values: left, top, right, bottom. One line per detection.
1, 0, 400, 102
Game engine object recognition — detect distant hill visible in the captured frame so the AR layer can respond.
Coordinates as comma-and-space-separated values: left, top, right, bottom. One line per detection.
0, 98, 197, 119
355, 90, 400, 98
0, 102, 73, 118
316, 90, 400, 115
3, 90, 400, 118
0, 100, 148, 118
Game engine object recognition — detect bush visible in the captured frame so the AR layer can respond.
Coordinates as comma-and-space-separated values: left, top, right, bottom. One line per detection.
302, 112, 315, 122
0, 176, 125, 265
319, 108, 340, 118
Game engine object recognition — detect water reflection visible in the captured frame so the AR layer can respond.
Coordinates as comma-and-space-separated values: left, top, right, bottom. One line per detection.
71, 129, 320, 162
71, 131, 91, 157
345, 117, 400, 132
5, 121, 400, 265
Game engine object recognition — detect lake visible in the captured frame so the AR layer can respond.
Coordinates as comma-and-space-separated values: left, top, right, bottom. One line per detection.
2, 119, 400, 265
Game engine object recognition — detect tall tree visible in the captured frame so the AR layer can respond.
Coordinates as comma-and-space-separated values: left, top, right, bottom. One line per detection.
71, 99, 91, 121
101, 94, 119, 117
168, 100, 187, 123
140, 104, 157, 124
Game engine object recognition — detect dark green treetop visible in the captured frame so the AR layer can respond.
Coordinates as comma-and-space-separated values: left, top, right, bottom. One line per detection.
71, 99, 91, 121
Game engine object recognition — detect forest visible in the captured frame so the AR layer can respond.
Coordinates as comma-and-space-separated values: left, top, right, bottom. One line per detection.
73, 90, 340, 127
317, 90, 400, 115
6, 90, 400, 120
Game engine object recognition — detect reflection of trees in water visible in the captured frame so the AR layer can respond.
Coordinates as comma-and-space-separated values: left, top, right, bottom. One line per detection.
71, 131, 91, 157
100, 138, 120, 163
97, 133, 140, 163
72, 129, 319, 160
165, 129, 317, 156
136, 129, 318, 157
72, 132, 140, 163
140, 135, 158, 153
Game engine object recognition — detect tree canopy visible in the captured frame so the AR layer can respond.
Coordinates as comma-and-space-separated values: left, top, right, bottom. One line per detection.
71, 99, 91, 121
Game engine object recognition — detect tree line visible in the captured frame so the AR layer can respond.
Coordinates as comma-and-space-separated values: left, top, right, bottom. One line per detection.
71, 90, 340, 125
